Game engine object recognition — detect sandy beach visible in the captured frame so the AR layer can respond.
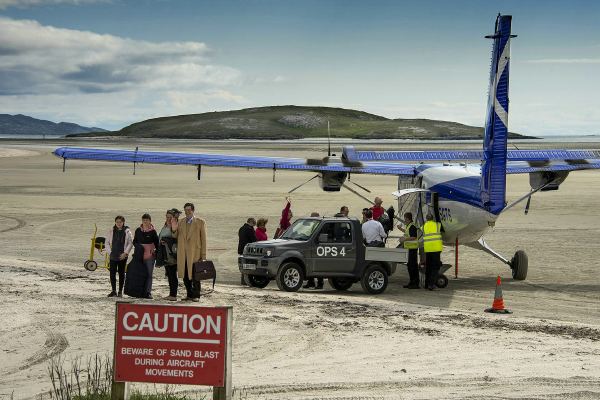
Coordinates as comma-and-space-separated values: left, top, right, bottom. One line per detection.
0, 139, 599, 399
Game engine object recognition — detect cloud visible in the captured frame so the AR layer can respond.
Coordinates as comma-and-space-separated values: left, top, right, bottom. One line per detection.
0, 0, 104, 9
0, 17, 242, 95
524, 58, 600, 64
0, 17, 247, 128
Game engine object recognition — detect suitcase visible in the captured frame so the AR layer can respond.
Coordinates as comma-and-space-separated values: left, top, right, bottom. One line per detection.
193, 260, 216, 289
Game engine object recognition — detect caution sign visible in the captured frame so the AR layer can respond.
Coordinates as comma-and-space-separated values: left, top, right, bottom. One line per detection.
113, 303, 230, 386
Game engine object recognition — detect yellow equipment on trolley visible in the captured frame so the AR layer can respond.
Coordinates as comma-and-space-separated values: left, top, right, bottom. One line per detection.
84, 224, 109, 271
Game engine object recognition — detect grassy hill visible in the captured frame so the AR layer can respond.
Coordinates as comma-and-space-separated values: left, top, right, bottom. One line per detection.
71, 106, 532, 139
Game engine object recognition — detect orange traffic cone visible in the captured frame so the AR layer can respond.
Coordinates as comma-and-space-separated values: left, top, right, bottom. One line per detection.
485, 275, 512, 314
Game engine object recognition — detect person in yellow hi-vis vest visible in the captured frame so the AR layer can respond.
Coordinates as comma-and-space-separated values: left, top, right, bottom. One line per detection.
422, 213, 443, 291
398, 212, 420, 289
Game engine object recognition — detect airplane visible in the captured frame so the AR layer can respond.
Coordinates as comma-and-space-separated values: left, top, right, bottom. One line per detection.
53, 14, 600, 281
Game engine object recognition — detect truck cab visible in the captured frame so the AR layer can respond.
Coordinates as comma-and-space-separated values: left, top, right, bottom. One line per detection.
239, 216, 406, 294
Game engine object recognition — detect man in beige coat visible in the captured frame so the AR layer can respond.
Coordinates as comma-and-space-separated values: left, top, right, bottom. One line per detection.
171, 202, 207, 301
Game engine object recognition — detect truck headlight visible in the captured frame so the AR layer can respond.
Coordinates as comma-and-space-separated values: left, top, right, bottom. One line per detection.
265, 249, 274, 257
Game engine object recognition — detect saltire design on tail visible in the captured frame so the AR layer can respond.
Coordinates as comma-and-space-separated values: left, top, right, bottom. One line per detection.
481, 14, 514, 215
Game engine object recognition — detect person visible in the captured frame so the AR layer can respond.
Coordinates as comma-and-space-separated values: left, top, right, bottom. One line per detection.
172, 202, 207, 302
133, 213, 159, 299
159, 209, 179, 301
423, 213, 443, 291
255, 218, 269, 241
398, 212, 420, 289
104, 215, 133, 297
310, 212, 320, 217
361, 209, 386, 247
238, 218, 257, 285
371, 197, 386, 221
361, 208, 369, 223
334, 206, 349, 217
275, 198, 292, 238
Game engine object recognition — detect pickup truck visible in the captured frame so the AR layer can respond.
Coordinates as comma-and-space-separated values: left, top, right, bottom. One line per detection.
238, 216, 406, 294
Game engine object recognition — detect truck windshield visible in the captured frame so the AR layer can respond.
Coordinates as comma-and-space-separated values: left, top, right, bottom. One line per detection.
280, 219, 321, 241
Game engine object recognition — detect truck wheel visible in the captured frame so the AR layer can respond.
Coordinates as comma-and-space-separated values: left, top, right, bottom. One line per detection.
247, 275, 270, 289
361, 264, 388, 294
276, 262, 304, 292
329, 278, 353, 291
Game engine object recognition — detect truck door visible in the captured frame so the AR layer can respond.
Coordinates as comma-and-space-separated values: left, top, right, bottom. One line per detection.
310, 221, 356, 274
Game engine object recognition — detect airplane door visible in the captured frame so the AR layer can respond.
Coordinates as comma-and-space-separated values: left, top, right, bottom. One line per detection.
310, 222, 356, 274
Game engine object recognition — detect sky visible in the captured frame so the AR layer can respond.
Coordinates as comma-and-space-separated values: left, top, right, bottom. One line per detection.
0, 0, 599, 135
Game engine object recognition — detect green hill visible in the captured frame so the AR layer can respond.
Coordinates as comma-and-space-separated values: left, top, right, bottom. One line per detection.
71, 106, 532, 139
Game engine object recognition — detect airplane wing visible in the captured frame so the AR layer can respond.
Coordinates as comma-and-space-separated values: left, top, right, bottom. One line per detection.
53, 147, 416, 176
350, 148, 600, 162
345, 148, 600, 174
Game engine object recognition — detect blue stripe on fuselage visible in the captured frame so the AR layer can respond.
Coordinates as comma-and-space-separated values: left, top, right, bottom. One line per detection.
429, 176, 485, 212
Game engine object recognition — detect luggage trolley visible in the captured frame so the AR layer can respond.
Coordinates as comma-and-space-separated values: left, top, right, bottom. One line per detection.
84, 224, 109, 271
419, 263, 450, 288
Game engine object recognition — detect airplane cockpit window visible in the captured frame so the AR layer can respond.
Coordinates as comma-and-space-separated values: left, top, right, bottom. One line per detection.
317, 222, 352, 244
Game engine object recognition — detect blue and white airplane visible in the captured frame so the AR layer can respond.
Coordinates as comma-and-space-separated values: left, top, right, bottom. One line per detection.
54, 15, 600, 281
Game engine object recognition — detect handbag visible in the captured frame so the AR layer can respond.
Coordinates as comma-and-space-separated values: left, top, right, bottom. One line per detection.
193, 260, 216, 289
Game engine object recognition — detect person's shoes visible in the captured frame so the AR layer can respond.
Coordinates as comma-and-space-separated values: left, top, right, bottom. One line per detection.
145, 294, 153, 299
182, 297, 192, 302
191, 297, 200, 302
117, 291, 123, 297
107, 291, 117, 297
163, 296, 177, 301
428, 286, 435, 291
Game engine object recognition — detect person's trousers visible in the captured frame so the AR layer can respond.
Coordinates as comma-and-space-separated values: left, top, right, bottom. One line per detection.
143, 258, 155, 296
305, 277, 324, 288
109, 259, 127, 293
183, 262, 201, 299
407, 250, 419, 286
165, 264, 178, 297
425, 251, 441, 289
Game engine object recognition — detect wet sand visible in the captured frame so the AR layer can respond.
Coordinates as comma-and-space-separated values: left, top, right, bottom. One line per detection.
0, 139, 599, 399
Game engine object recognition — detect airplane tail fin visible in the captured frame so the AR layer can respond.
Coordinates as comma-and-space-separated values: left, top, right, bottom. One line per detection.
481, 14, 515, 215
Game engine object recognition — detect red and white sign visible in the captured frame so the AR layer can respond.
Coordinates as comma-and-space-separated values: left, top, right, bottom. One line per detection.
114, 303, 229, 386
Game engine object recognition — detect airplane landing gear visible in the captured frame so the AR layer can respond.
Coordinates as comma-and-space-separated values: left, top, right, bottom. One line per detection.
467, 238, 529, 281
510, 250, 528, 280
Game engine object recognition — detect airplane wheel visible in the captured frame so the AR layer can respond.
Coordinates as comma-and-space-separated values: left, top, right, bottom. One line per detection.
435, 274, 448, 288
84, 260, 98, 271
511, 250, 528, 280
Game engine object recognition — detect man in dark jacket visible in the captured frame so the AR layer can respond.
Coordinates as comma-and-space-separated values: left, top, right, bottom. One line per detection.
238, 218, 257, 285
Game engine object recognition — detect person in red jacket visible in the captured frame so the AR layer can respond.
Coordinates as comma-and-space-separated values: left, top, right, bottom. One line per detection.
371, 197, 385, 221
275, 198, 292, 238
255, 218, 268, 241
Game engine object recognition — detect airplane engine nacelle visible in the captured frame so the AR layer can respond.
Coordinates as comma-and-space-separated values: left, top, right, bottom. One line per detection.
529, 171, 569, 191
319, 172, 347, 192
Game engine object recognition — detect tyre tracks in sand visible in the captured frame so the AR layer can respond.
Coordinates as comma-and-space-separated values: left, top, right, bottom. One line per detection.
0, 215, 26, 234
